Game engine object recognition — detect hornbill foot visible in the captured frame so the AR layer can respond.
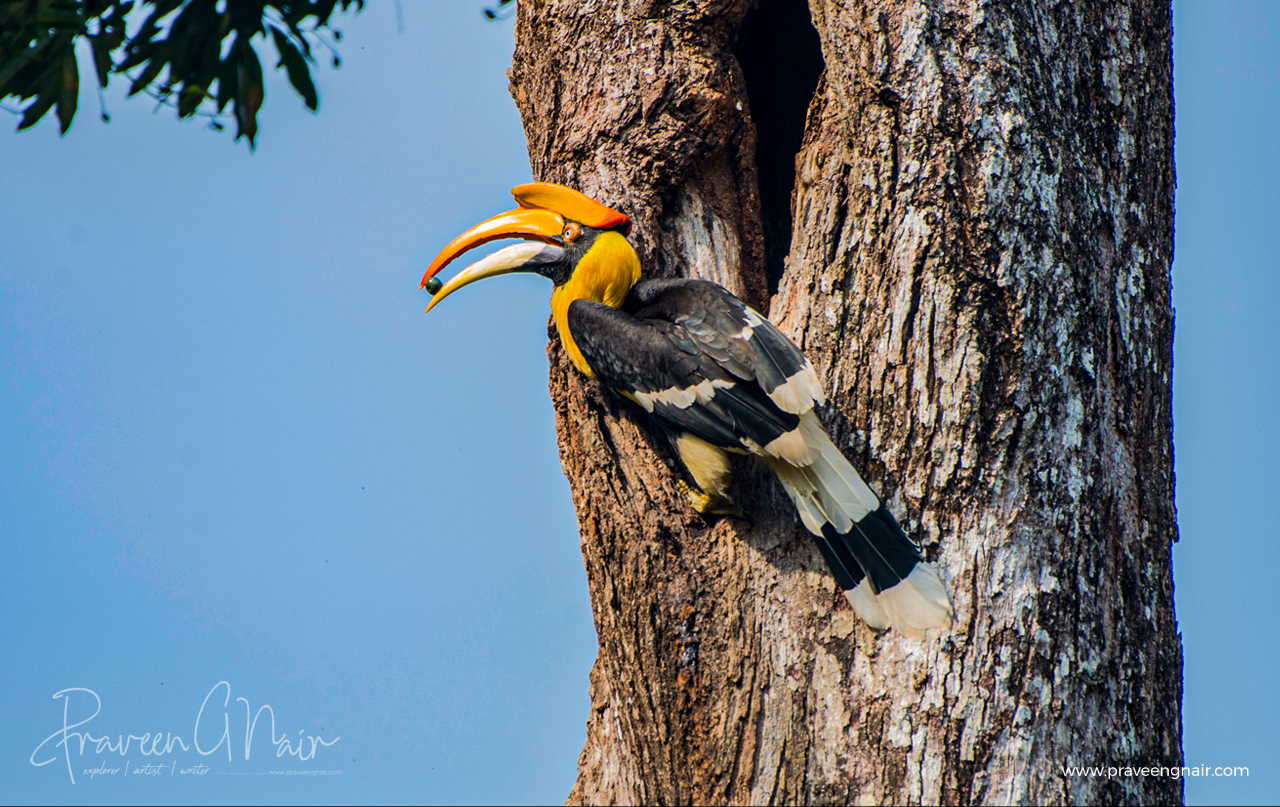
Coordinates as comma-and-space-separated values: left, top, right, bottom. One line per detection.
677, 480, 745, 518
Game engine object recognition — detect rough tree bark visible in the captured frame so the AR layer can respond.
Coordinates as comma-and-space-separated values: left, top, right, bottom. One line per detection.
508, 0, 1180, 803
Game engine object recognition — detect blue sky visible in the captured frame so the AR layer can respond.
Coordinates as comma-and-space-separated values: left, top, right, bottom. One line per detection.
1, 1, 1276, 804
1171, 2, 1279, 804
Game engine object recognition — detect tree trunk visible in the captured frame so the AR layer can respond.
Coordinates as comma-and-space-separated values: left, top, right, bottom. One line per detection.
508, 0, 1180, 804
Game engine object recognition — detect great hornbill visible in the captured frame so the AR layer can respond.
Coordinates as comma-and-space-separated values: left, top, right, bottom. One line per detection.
421, 183, 953, 638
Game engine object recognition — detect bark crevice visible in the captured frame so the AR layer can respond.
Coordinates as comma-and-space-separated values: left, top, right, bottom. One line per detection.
733, 0, 826, 297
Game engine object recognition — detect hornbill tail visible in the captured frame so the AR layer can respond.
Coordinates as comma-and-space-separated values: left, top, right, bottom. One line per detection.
769, 416, 954, 638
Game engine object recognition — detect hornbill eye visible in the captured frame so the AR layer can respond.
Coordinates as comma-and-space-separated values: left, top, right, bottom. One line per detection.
563, 222, 583, 243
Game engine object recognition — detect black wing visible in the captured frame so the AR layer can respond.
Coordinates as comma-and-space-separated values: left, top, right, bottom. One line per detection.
626, 279, 825, 414
567, 279, 823, 452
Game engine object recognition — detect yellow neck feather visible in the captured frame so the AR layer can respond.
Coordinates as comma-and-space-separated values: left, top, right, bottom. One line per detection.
550, 231, 641, 378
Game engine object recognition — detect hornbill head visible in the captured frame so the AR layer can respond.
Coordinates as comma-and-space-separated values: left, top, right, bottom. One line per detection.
420, 182, 637, 314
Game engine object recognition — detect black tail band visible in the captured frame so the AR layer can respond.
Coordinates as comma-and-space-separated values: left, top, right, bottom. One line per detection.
819, 506, 921, 594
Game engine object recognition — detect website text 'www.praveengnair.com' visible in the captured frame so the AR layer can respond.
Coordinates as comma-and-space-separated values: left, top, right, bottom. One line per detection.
1061, 764, 1249, 780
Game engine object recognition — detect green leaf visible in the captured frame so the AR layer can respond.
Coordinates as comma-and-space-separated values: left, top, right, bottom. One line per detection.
215, 54, 235, 113
5, 0, 364, 142
177, 82, 206, 118
235, 43, 263, 148
128, 51, 166, 97
56, 49, 78, 134
315, 0, 339, 25
268, 26, 317, 112
285, 20, 312, 60
18, 88, 57, 131
36, 9, 84, 29
1, 28, 59, 97
0, 53, 35, 98
89, 34, 113, 89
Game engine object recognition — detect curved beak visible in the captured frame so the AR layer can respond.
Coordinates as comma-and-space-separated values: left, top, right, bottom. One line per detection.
424, 243, 567, 314
420, 207, 565, 290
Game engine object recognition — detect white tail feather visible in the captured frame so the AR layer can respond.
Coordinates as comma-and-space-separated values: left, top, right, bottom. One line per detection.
845, 580, 890, 630
798, 412, 878, 525
877, 564, 954, 639
767, 415, 954, 638
770, 462, 830, 535
762, 426, 817, 466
